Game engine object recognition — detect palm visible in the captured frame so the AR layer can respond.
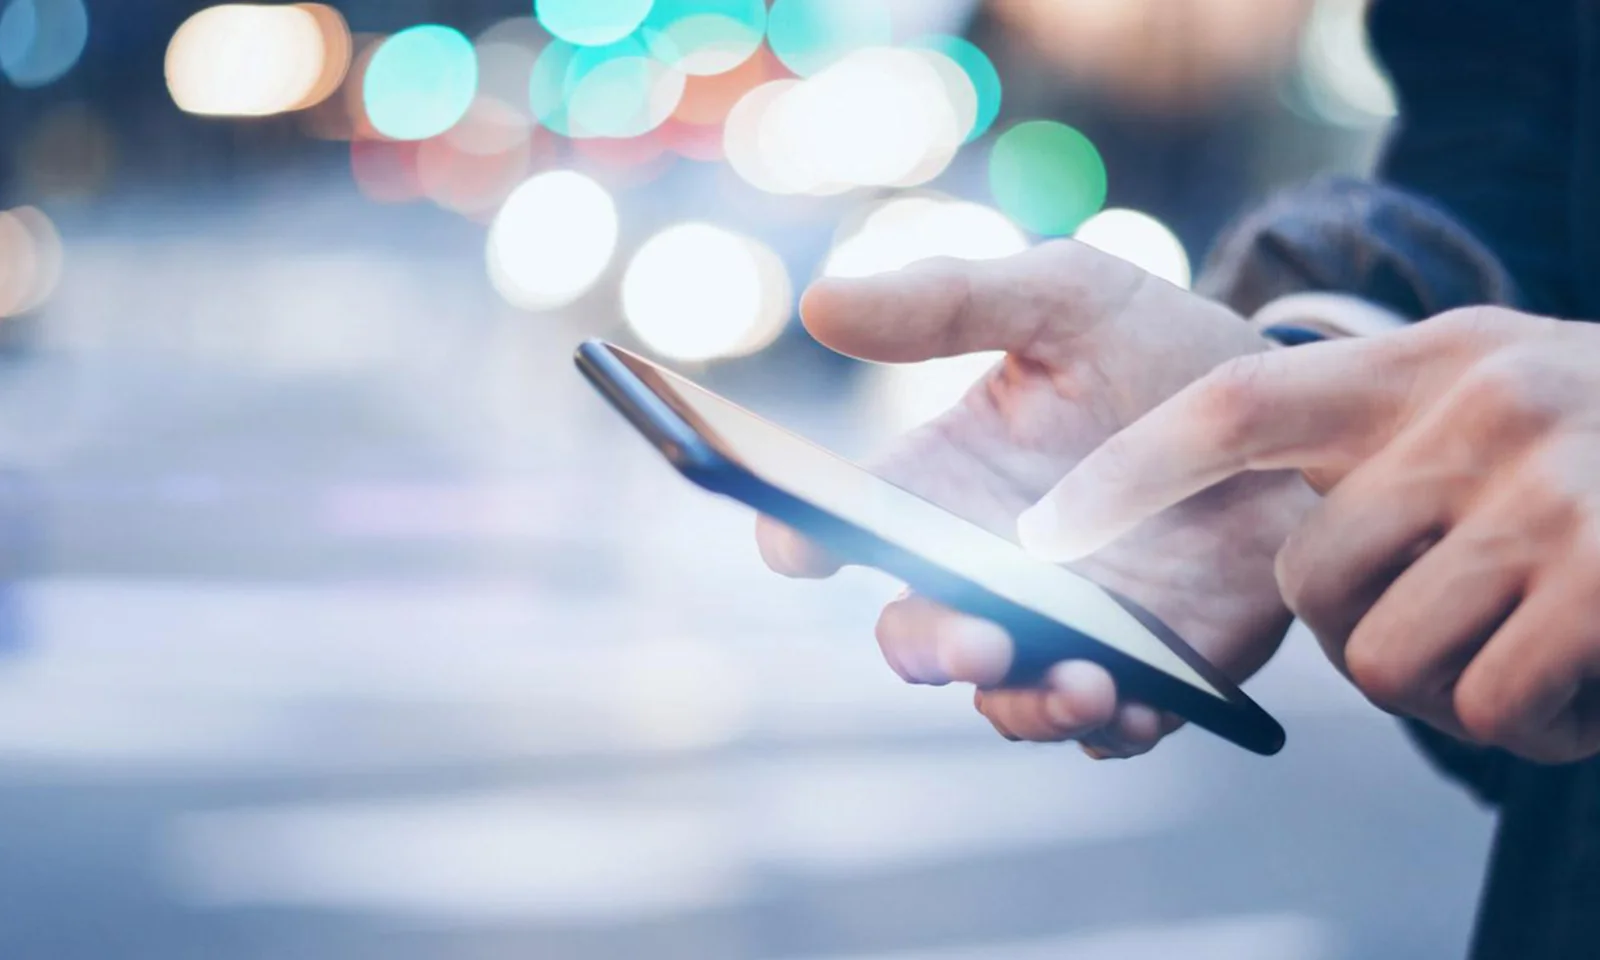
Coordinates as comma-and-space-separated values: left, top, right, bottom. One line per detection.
761, 242, 1316, 749
879, 352, 1304, 683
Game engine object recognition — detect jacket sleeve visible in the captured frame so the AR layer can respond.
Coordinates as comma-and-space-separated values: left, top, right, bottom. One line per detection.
1367, 0, 1578, 316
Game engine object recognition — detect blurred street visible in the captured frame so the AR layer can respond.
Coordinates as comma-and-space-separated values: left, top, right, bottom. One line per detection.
0, 185, 1493, 960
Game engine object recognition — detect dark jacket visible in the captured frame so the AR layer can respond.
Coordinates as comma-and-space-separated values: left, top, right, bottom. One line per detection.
1198, 2, 1600, 957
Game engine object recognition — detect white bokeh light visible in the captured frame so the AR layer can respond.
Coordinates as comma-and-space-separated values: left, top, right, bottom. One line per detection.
1299, 0, 1397, 127
1073, 208, 1192, 289
825, 196, 1028, 279
166, 4, 327, 117
622, 223, 792, 362
487, 171, 619, 311
726, 48, 970, 196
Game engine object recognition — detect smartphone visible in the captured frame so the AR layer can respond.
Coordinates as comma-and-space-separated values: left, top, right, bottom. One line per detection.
577, 340, 1284, 756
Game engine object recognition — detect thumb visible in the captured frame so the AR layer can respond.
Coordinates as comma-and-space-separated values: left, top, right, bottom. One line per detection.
800, 240, 1149, 364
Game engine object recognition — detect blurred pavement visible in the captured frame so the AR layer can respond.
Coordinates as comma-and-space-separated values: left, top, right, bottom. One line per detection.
0, 186, 1493, 960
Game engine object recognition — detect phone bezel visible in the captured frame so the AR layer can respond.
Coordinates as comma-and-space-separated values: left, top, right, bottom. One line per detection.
577, 339, 1285, 756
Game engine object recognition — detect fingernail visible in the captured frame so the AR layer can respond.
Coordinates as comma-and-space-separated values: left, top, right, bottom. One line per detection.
936, 618, 1013, 683
1081, 744, 1108, 761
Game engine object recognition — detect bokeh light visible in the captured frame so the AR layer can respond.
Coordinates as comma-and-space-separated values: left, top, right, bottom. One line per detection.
565, 37, 686, 139
363, 25, 477, 141
911, 35, 1001, 142
288, 4, 351, 111
1073, 208, 1192, 288
418, 99, 537, 218
672, 46, 775, 126
298, 31, 383, 140
728, 47, 968, 196
0, 0, 88, 88
623, 223, 792, 362
824, 195, 1027, 279
535, 0, 652, 48
166, 4, 327, 117
0, 206, 63, 318
475, 17, 545, 120
766, 0, 891, 77
987, 0, 1303, 114
349, 139, 423, 203
487, 171, 618, 311
642, 0, 767, 76
723, 78, 801, 193
1298, 0, 1396, 127
989, 120, 1107, 236
530, 37, 686, 140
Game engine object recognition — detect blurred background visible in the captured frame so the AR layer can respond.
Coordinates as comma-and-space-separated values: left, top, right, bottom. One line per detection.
0, 1, 1494, 958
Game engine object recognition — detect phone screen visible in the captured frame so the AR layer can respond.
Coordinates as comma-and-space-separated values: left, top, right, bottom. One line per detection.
652, 365, 1225, 700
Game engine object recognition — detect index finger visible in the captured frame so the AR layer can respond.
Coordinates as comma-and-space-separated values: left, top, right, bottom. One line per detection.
755, 515, 843, 579
1016, 337, 1411, 561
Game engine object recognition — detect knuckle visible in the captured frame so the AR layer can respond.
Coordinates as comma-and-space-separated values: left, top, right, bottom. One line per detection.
1517, 449, 1589, 538
1454, 679, 1521, 748
1343, 635, 1414, 711
1456, 347, 1572, 427
1197, 353, 1275, 446
1423, 306, 1532, 345
1273, 532, 1315, 616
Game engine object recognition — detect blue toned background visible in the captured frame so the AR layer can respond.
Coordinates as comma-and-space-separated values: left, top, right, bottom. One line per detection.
0, 2, 1489, 958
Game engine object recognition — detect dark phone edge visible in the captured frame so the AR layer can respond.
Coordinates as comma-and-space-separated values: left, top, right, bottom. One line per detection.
575, 340, 1285, 757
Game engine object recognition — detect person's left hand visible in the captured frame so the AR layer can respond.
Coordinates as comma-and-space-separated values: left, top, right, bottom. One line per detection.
756, 241, 1316, 757
1022, 307, 1600, 763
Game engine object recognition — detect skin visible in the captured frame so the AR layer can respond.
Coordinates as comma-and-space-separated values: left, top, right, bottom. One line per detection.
1024, 307, 1600, 764
756, 241, 1316, 756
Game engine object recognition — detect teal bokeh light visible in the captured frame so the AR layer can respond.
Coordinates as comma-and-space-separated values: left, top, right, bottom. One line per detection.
364, 25, 478, 141
766, 0, 890, 76
535, 0, 654, 47
912, 35, 1002, 142
641, 0, 766, 75
530, 37, 683, 139
0, 0, 89, 88
989, 120, 1107, 236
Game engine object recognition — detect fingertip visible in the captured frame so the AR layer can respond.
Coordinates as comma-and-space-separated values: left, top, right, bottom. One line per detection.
798, 277, 860, 349
935, 616, 1013, 685
1045, 660, 1117, 729
754, 518, 838, 579
1114, 703, 1163, 747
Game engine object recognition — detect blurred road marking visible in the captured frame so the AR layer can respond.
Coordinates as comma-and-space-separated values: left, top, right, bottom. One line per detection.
0, 583, 1378, 773
163, 746, 1201, 923
791, 913, 1335, 960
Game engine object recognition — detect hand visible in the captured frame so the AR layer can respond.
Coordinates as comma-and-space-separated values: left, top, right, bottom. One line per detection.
758, 241, 1315, 756
1024, 307, 1600, 763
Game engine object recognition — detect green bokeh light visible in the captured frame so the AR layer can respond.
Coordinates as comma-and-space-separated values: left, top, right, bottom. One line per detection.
641, 0, 766, 75
766, 0, 890, 76
530, 37, 683, 139
989, 121, 1107, 236
535, 0, 654, 47
911, 34, 1002, 142
364, 25, 478, 141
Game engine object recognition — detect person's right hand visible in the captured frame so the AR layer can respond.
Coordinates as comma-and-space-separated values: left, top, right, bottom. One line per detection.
757, 242, 1317, 757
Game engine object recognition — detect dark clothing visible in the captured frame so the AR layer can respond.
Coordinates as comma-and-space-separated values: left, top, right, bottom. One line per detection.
1198, 2, 1600, 956
1374, 4, 1600, 957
